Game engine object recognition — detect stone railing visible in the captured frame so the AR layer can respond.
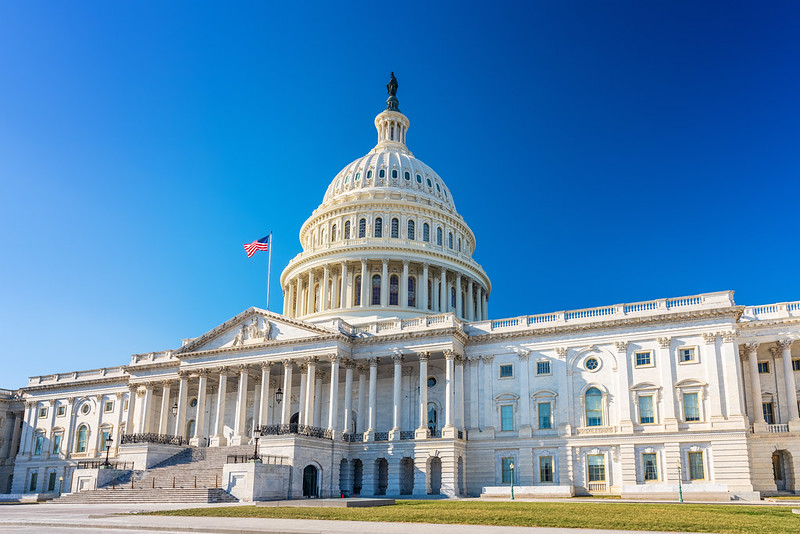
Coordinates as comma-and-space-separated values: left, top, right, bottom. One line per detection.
576, 426, 617, 435
349, 313, 461, 337
764, 424, 790, 433
77, 460, 134, 470
29, 366, 128, 386
258, 424, 333, 440
740, 301, 800, 322
120, 433, 188, 446
467, 291, 735, 336
225, 454, 289, 465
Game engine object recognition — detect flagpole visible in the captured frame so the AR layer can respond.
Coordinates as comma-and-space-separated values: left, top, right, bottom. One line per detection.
266, 231, 272, 310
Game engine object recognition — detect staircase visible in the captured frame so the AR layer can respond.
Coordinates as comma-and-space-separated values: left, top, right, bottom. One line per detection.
53, 445, 255, 504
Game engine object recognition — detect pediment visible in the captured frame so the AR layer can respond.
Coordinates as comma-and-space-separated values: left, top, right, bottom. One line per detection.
176, 307, 336, 354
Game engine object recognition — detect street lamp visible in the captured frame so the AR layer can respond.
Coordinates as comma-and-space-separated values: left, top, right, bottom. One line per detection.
250, 428, 262, 462
172, 403, 178, 417
676, 461, 683, 503
510, 462, 515, 501
275, 387, 283, 404
101, 435, 113, 468
57, 476, 63, 498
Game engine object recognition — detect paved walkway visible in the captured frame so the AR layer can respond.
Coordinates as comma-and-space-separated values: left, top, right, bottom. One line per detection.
0, 502, 715, 534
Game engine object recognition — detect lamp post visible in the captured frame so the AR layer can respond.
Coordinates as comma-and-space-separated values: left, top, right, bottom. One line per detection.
510, 461, 515, 501
101, 435, 113, 468
250, 428, 262, 463
172, 402, 178, 417
275, 387, 283, 404
676, 461, 683, 503
57, 476, 63, 498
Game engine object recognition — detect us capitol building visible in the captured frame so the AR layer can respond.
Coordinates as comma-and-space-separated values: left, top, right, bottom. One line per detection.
1, 76, 799, 502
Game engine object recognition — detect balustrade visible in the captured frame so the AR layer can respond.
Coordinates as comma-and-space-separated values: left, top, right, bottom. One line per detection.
121, 433, 187, 446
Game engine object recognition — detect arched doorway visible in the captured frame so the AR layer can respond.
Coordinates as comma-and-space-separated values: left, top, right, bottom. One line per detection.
375, 458, 388, 495
302, 465, 319, 498
773, 450, 794, 492
428, 456, 442, 495
427, 403, 438, 437
352, 459, 363, 496
290, 412, 299, 432
339, 459, 350, 496
186, 419, 196, 439
400, 457, 414, 495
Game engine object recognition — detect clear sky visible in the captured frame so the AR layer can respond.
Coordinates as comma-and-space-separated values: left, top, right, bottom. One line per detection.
1, 2, 798, 388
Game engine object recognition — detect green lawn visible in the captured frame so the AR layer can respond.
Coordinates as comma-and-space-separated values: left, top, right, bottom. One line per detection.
153, 500, 800, 533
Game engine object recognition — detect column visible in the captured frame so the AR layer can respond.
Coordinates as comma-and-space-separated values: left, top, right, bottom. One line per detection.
466, 279, 474, 321
321, 265, 330, 312
720, 331, 746, 419
483, 292, 489, 320
357, 365, 367, 433
779, 340, 800, 428
17, 402, 34, 457
314, 372, 324, 428
250, 376, 260, 436
468, 357, 480, 430
306, 270, 315, 315
283, 285, 289, 317
190, 369, 209, 446
294, 280, 302, 318
366, 357, 378, 440
401, 260, 409, 308
297, 363, 308, 427
343, 360, 354, 434
657, 337, 677, 430
416, 352, 430, 439
421, 263, 429, 311
125, 385, 138, 436
432, 271, 440, 312
340, 262, 349, 308
328, 355, 341, 433
360, 260, 368, 308
745, 342, 766, 428
703, 333, 724, 422
482, 355, 495, 434
92, 395, 103, 456
439, 267, 446, 313
455, 273, 462, 319
231, 365, 249, 445
331, 270, 340, 310
158, 381, 172, 435
174, 372, 188, 437
8, 410, 23, 459
389, 354, 404, 440
443, 350, 456, 437
63, 398, 77, 456
381, 260, 389, 306
456, 355, 466, 433
259, 362, 271, 426
211, 367, 228, 446
304, 357, 317, 426
139, 384, 153, 434
476, 287, 483, 321
281, 360, 293, 425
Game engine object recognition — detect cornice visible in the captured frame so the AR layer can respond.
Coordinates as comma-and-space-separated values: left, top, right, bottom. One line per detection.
737, 316, 800, 330
23, 375, 130, 394
351, 326, 468, 346
178, 333, 351, 360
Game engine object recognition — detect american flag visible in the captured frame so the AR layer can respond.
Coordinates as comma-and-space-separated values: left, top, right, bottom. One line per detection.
243, 235, 270, 258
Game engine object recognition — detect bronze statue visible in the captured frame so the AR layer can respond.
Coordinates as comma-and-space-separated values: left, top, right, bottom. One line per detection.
387, 72, 398, 97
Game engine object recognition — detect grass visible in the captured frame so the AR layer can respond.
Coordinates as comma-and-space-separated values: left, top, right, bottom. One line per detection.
152, 499, 800, 533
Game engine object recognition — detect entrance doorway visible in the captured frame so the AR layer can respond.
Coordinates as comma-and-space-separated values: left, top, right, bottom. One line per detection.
428, 456, 442, 495
352, 459, 363, 495
773, 450, 794, 491
427, 403, 438, 437
376, 458, 388, 495
302, 465, 318, 498
400, 457, 414, 495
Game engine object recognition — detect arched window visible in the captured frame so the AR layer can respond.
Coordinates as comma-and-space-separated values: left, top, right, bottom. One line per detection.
379, 169, 385, 178
585, 387, 603, 427
458, 237, 461, 252
374, 217, 383, 238
448, 232, 453, 249
331, 224, 337, 241
436, 227, 443, 246
423, 223, 430, 242
76, 425, 88, 453
427, 403, 438, 435
344, 221, 351, 240
314, 284, 320, 312
427, 280, 433, 310
407, 220, 415, 240
358, 218, 366, 238
450, 286, 456, 308
371, 275, 381, 305
392, 169, 397, 178
186, 419, 196, 438
354, 275, 362, 306
389, 275, 399, 305
321, 229, 326, 244
391, 218, 399, 238
407, 277, 416, 307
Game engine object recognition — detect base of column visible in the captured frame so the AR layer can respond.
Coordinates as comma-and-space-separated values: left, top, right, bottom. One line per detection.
619, 419, 634, 433
363, 430, 374, 442
328, 429, 342, 440
469, 426, 495, 440
789, 420, 800, 432
415, 427, 429, 440
388, 428, 401, 441
663, 417, 679, 432
442, 425, 457, 439
752, 422, 769, 433
519, 425, 532, 438
189, 437, 204, 447
229, 435, 247, 446
209, 435, 227, 447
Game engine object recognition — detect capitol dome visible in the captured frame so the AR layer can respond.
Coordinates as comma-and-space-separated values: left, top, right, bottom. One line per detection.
280, 74, 491, 324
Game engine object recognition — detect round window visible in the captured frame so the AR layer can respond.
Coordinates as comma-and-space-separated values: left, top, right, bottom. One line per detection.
427, 376, 437, 388
190, 398, 198, 408
81, 404, 90, 415
585, 357, 599, 371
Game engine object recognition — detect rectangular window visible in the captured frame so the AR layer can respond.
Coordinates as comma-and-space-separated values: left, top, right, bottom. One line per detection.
52, 434, 62, 455
539, 456, 553, 483
501, 457, 514, 484
499, 364, 513, 378
104, 401, 114, 413
101, 430, 112, 451
538, 402, 552, 429
683, 392, 700, 422
587, 454, 606, 482
635, 351, 652, 367
793, 359, 800, 372
34, 435, 43, 456
679, 348, 696, 363
763, 402, 775, 425
39, 407, 48, 418
47, 472, 57, 492
639, 395, 655, 424
758, 361, 770, 374
124, 399, 129, 412
536, 361, 551, 375
57, 405, 66, 417
500, 405, 514, 431
29, 472, 38, 492
688, 452, 705, 480
643, 453, 658, 481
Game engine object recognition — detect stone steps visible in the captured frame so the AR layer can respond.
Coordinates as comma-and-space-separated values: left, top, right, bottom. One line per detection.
53, 488, 237, 504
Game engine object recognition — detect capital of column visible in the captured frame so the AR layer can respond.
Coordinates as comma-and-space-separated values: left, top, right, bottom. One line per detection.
317, 371, 328, 381
178, 371, 190, 380
702, 332, 717, 345
144, 383, 154, 391
282, 358, 294, 370
777, 339, 794, 351
555, 347, 568, 359
466, 356, 480, 365
198, 368, 211, 377
342, 358, 356, 369
298, 363, 308, 374
657, 337, 672, 349
328, 353, 341, 364
115, 391, 125, 400
368, 357, 379, 367
160, 380, 173, 388
305, 356, 319, 365
417, 351, 430, 362
516, 349, 530, 361
217, 366, 230, 376
356, 364, 367, 374
444, 349, 457, 361
742, 342, 759, 355
614, 341, 628, 353
260, 361, 272, 370
392, 353, 405, 364
235, 364, 249, 374
769, 346, 781, 357
127, 384, 139, 393
721, 331, 738, 343
402, 259, 409, 266
481, 354, 494, 363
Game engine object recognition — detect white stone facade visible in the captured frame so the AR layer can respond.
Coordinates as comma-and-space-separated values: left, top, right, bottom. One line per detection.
3, 81, 799, 500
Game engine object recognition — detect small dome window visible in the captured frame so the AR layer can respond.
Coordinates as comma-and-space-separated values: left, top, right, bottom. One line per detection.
416, 174, 422, 183
345, 175, 350, 184
436, 183, 441, 192
366, 170, 372, 179
379, 169, 385, 178
404, 171, 410, 180
336, 179, 340, 188
355, 172, 361, 181
392, 169, 398, 178
426, 178, 432, 187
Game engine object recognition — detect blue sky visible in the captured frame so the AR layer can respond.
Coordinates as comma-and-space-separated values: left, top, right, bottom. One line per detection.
1, 2, 798, 387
